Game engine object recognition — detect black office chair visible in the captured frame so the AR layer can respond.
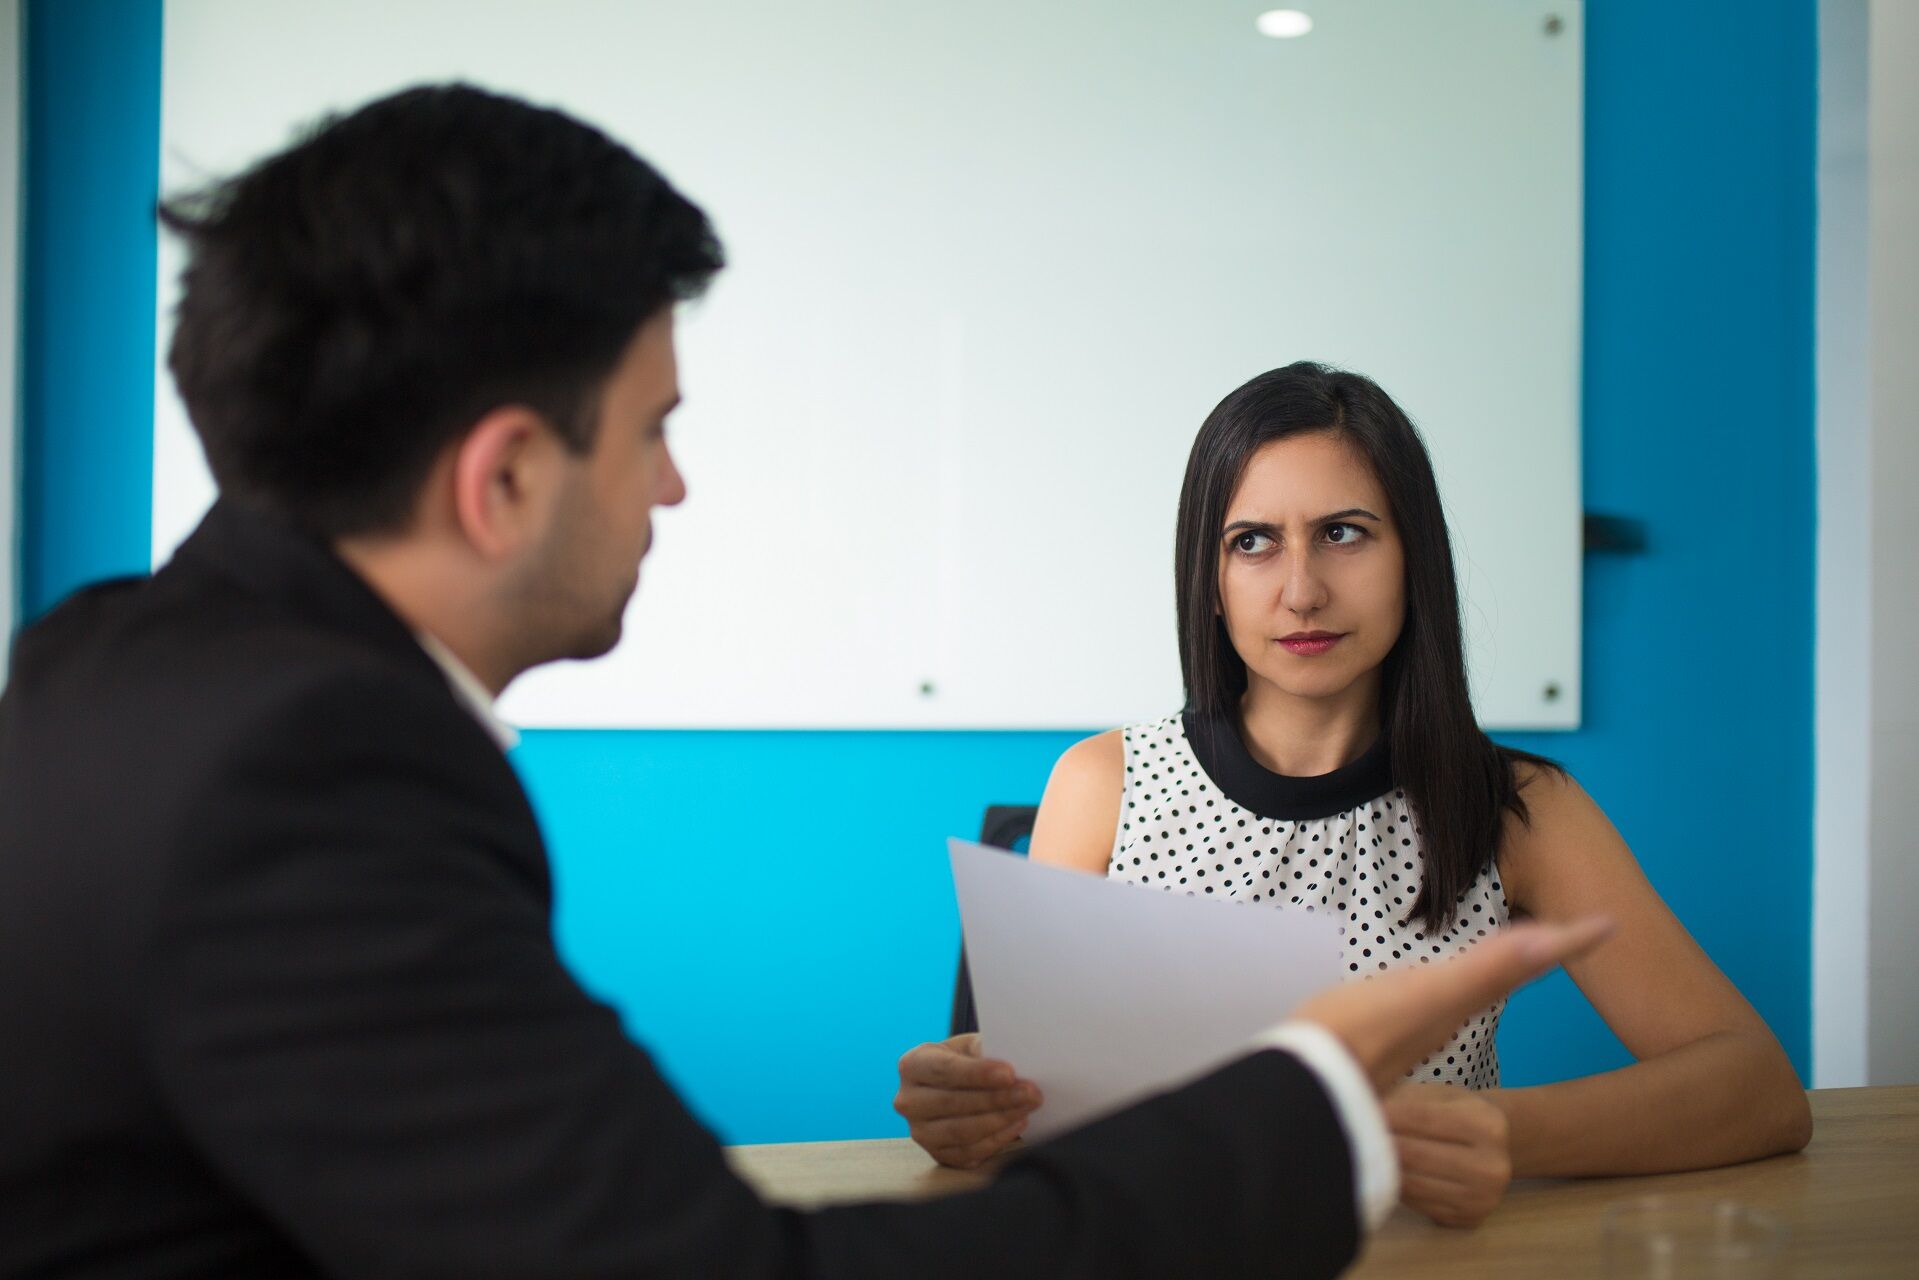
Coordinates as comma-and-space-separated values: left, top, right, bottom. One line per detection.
949, 803, 1038, 1037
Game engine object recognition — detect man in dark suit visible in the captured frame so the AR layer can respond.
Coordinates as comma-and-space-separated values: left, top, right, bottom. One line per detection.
0, 85, 1603, 1278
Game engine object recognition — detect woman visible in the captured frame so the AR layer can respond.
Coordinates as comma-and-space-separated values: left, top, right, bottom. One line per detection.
894, 362, 1811, 1226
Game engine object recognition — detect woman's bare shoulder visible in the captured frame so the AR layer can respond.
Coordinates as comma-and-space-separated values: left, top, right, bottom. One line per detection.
1501, 757, 1635, 907
1509, 757, 1598, 828
1056, 728, 1124, 781
1029, 730, 1125, 874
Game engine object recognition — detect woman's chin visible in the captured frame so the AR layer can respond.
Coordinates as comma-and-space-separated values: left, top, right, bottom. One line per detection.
1257, 673, 1366, 704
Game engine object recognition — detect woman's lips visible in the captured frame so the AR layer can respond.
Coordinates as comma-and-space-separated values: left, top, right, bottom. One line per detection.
1277, 632, 1345, 656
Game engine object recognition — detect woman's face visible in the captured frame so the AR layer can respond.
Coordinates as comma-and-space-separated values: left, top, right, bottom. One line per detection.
1216, 430, 1406, 712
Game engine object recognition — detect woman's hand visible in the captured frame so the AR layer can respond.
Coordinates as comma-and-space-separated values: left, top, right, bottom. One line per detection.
893, 1033, 1043, 1168
1383, 1082, 1513, 1227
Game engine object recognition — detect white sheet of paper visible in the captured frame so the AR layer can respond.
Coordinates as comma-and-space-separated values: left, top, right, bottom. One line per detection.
949, 837, 1344, 1141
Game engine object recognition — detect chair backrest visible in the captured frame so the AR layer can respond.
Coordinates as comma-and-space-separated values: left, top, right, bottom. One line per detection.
949, 804, 1038, 1038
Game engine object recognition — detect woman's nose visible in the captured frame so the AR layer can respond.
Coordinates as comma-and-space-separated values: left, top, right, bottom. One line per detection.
1279, 550, 1329, 616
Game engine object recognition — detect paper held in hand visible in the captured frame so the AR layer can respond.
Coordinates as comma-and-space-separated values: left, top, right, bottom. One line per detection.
949, 837, 1343, 1141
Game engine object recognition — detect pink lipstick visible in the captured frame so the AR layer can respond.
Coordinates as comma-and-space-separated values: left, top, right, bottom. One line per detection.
1278, 631, 1344, 656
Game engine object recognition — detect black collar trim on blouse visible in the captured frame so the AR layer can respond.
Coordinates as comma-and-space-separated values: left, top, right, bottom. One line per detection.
1181, 709, 1395, 821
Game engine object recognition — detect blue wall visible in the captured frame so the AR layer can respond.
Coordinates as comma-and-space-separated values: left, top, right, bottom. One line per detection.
19, 0, 1815, 1143
1497, 0, 1817, 1100
19, 0, 159, 618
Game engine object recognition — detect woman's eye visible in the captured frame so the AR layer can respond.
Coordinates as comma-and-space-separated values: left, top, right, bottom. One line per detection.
1232, 531, 1275, 554
1323, 523, 1367, 546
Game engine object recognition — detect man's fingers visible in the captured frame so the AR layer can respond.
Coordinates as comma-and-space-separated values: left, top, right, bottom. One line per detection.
1441, 916, 1616, 1013
895, 1082, 1041, 1121
1396, 916, 1616, 1037
1295, 914, 1613, 1091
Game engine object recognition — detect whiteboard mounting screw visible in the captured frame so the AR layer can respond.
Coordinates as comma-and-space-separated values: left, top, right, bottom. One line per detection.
919, 681, 937, 697
1542, 681, 1562, 702
1544, 14, 1563, 36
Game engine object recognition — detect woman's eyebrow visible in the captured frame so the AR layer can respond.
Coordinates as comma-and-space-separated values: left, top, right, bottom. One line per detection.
1221, 508, 1383, 533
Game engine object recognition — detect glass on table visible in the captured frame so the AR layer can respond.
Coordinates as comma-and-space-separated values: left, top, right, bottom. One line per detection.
1600, 1196, 1787, 1279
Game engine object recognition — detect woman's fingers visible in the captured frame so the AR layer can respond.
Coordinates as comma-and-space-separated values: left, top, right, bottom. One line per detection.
1384, 1083, 1509, 1145
1392, 1132, 1512, 1186
942, 1117, 1029, 1169
912, 1106, 1031, 1155
895, 1035, 1043, 1165
1398, 1171, 1502, 1228
1387, 1085, 1513, 1228
897, 1036, 1018, 1090
894, 1081, 1042, 1121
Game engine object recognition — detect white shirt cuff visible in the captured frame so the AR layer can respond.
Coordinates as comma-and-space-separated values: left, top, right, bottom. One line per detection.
1249, 1020, 1399, 1232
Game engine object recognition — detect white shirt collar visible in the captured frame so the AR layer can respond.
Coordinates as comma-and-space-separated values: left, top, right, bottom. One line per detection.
413, 630, 520, 751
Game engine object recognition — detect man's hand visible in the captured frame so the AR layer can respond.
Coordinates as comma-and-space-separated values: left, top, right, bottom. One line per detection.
1384, 1082, 1513, 1227
1293, 916, 1613, 1095
894, 1033, 1043, 1168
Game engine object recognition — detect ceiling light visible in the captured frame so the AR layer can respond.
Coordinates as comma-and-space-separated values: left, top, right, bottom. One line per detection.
1256, 9, 1314, 38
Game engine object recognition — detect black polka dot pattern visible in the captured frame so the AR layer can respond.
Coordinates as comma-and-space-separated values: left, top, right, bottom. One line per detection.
1108, 715, 1507, 1089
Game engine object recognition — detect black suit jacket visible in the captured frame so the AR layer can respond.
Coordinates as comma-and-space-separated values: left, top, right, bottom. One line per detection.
0, 500, 1360, 1279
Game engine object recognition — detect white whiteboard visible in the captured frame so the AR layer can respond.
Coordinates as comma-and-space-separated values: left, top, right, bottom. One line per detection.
153, 0, 1583, 730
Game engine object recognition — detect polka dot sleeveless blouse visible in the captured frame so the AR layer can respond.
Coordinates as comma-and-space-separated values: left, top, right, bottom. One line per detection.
1108, 712, 1507, 1089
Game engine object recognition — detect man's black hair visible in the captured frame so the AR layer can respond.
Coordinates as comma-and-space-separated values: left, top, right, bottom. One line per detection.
160, 83, 724, 536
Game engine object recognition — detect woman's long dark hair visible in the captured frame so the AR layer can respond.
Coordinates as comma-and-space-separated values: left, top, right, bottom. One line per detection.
1174, 361, 1559, 933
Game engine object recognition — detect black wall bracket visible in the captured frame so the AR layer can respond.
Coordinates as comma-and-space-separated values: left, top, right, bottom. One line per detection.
1583, 512, 1648, 554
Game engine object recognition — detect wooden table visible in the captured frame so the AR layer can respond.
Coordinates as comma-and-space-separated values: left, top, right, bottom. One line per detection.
726, 1086, 1919, 1277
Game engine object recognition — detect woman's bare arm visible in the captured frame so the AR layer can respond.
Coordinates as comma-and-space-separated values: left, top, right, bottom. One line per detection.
1488, 768, 1812, 1177
1027, 729, 1124, 875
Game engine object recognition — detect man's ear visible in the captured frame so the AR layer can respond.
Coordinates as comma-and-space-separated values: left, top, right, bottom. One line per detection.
449, 406, 565, 560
